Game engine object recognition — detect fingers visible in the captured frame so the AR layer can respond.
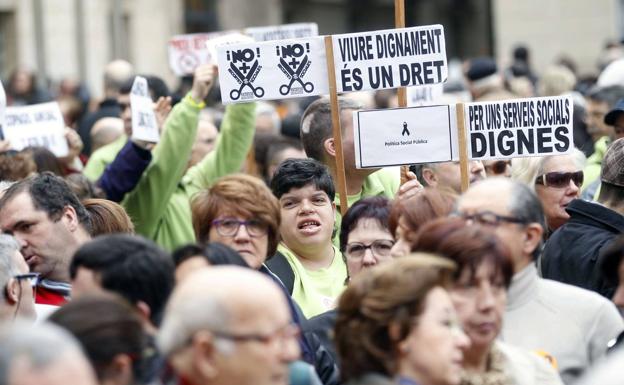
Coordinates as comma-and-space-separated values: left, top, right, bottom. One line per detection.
190, 64, 216, 102
397, 176, 424, 201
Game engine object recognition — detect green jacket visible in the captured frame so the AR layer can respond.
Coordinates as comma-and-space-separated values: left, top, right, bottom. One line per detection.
122, 96, 256, 251
583, 136, 609, 191
332, 167, 400, 245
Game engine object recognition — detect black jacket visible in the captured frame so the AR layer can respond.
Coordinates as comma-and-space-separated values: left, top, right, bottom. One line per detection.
541, 199, 624, 298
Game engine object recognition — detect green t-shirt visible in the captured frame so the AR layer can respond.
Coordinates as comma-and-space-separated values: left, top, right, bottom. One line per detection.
278, 243, 347, 318
83, 134, 128, 181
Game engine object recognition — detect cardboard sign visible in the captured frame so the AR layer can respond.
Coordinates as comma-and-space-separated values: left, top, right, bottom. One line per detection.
217, 36, 329, 104
464, 96, 574, 160
168, 31, 249, 76
353, 105, 456, 168
0, 80, 5, 141
244, 23, 319, 42
332, 24, 447, 93
406, 83, 444, 107
130, 76, 159, 143
3, 102, 68, 156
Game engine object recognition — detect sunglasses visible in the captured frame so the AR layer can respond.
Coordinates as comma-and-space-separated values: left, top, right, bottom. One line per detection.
535, 171, 584, 188
485, 160, 511, 175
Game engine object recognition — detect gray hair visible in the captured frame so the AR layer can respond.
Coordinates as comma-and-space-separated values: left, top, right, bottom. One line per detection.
157, 295, 231, 356
511, 148, 586, 192
0, 181, 15, 195
0, 321, 86, 382
0, 235, 20, 303
507, 180, 547, 259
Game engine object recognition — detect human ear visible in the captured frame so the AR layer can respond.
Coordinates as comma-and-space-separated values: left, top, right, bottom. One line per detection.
192, 331, 220, 380
323, 138, 335, 158
421, 167, 437, 187
5, 278, 19, 304
522, 223, 543, 257
62, 205, 80, 232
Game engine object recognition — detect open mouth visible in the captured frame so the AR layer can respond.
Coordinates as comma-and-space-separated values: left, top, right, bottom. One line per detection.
297, 219, 321, 234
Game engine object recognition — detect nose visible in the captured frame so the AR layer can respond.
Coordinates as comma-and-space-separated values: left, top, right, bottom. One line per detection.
280, 333, 301, 362
362, 249, 376, 266
299, 199, 314, 214
470, 160, 485, 173
233, 224, 252, 241
455, 328, 471, 349
476, 283, 496, 311
567, 178, 580, 196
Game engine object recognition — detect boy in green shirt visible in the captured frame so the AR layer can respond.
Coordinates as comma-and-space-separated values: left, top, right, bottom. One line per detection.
268, 158, 347, 318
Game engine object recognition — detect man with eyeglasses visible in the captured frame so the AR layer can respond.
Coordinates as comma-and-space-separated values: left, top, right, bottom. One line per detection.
0, 234, 36, 321
456, 178, 623, 384
541, 138, 624, 299
158, 266, 300, 385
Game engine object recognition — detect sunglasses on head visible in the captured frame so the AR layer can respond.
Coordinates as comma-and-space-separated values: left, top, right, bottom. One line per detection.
535, 171, 584, 188
485, 160, 511, 175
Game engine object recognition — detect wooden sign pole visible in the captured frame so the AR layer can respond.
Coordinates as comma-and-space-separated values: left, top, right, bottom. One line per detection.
324, 35, 349, 216
456, 102, 469, 192
395, 0, 410, 185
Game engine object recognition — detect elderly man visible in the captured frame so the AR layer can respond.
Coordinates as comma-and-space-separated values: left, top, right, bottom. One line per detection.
0, 173, 91, 305
0, 234, 36, 321
456, 178, 624, 384
0, 321, 98, 385
158, 266, 300, 385
412, 160, 486, 194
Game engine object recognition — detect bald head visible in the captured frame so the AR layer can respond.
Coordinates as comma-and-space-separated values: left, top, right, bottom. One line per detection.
158, 266, 288, 355
103, 60, 133, 98
90, 117, 124, 153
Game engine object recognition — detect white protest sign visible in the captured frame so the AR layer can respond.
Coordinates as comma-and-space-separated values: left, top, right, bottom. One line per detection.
353, 105, 456, 168
464, 95, 574, 160
130, 76, 159, 143
406, 83, 444, 106
217, 36, 329, 104
168, 31, 247, 76
0, 80, 5, 140
332, 24, 447, 93
3, 102, 68, 156
244, 23, 319, 42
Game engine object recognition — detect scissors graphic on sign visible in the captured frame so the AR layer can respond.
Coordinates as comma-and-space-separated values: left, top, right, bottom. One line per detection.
278, 56, 314, 95
229, 61, 265, 100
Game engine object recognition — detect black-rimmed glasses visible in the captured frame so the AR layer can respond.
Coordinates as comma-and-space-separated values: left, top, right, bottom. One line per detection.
452, 210, 527, 227
345, 240, 395, 259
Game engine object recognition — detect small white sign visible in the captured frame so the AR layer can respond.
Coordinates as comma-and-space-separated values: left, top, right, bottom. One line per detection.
354, 105, 455, 168
168, 31, 246, 76
0, 80, 5, 140
406, 83, 444, 106
3, 102, 69, 156
217, 36, 329, 104
244, 23, 319, 42
332, 24, 447, 93
130, 76, 159, 143
464, 95, 574, 160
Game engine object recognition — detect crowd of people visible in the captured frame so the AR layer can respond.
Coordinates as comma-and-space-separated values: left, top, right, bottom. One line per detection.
1, 35, 624, 385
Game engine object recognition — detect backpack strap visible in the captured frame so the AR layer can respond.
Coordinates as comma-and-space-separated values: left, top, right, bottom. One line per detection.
266, 251, 295, 295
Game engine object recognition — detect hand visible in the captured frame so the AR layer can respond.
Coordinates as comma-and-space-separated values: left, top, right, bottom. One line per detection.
397, 171, 424, 201
154, 96, 172, 134
190, 64, 216, 102
58, 127, 83, 165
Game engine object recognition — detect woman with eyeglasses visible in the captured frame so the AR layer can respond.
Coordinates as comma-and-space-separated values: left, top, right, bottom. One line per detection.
512, 149, 586, 232
334, 256, 470, 385
411, 218, 563, 385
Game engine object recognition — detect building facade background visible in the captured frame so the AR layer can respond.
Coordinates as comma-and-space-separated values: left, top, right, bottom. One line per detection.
0, 0, 621, 99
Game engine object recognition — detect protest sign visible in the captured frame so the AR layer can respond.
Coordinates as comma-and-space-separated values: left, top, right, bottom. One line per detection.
244, 23, 318, 42
3, 102, 68, 156
464, 96, 574, 160
168, 31, 249, 76
130, 76, 159, 143
0, 80, 5, 140
217, 36, 329, 104
353, 105, 456, 168
332, 24, 447, 93
406, 83, 444, 106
